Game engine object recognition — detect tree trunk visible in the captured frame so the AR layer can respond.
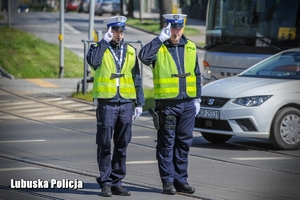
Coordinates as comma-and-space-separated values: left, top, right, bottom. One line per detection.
126, 0, 134, 18
159, 0, 172, 29
120, 0, 124, 15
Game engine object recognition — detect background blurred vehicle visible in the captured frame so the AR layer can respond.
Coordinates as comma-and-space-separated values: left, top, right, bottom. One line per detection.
95, 0, 120, 16
17, 4, 30, 13
202, 0, 300, 85
77, 0, 90, 13
65, 0, 80, 12
94, 0, 103, 15
195, 48, 300, 150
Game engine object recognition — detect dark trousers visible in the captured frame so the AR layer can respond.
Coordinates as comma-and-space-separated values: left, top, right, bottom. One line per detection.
156, 99, 195, 185
96, 101, 133, 187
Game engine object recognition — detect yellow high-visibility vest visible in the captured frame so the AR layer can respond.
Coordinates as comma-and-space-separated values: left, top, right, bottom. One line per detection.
92, 45, 136, 99
153, 40, 197, 99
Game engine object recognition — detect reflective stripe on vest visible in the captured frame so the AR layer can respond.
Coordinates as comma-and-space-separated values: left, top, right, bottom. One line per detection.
93, 45, 136, 99
153, 40, 197, 99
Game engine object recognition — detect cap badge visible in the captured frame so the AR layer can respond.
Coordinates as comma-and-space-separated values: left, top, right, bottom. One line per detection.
116, 16, 122, 22
173, 15, 179, 20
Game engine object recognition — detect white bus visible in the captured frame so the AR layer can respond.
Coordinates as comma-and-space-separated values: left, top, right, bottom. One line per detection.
202, 0, 300, 84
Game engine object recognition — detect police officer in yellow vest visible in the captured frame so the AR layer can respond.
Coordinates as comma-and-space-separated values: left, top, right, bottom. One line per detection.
86, 16, 144, 197
139, 14, 201, 195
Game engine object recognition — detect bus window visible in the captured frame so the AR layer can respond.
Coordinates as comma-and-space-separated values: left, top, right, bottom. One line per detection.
203, 0, 300, 84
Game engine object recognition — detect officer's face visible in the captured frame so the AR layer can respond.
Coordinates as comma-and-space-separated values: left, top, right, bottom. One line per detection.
169, 27, 183, 44
111, 29, 124, 44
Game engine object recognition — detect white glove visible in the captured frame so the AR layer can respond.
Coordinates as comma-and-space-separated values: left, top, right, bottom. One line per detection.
194, 98, 201, 117
158, 23, 171, 42
134, 107, 143, 120
104, 26, 113, 43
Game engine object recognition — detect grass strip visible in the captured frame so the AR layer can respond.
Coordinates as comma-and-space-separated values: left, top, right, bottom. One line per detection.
0, 27, 83, 78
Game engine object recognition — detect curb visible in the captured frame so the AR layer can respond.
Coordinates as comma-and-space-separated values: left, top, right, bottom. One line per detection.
0, 66, 15, 79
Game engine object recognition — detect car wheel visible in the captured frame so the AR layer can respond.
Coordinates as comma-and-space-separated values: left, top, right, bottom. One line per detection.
201, 132, 232, 144
270, 107, 300, 150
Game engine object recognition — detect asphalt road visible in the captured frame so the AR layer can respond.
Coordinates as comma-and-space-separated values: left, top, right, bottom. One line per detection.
0, 12, 300, 200
1, 79, 300, 200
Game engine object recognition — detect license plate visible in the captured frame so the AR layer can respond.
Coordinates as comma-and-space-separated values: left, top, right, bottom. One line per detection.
198, 109, 220, 119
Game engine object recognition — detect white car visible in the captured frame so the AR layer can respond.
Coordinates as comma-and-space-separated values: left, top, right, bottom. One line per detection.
195, 48, 300, 150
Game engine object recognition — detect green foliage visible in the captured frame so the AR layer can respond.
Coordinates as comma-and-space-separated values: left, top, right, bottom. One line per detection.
72, 91, 94, 102
0, 27, 83, 78
28, 3, 50, 12
126, 18, 161, 34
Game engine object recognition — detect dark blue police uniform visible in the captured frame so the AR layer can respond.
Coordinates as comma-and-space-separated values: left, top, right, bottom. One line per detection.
86, 33, 144, 194
139, 33, 201, 193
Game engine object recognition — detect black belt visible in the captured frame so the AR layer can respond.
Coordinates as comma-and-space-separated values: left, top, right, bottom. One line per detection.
171, 72, 191, 78
110, 73, 124, 79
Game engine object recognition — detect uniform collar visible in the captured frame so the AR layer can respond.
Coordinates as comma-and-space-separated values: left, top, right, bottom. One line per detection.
109, 39, 124, 49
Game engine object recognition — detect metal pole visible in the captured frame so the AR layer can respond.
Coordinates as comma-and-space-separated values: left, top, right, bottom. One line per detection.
139, 0, 144, 23
81, 39, 95, 94
7, 0, 11, 28
87, 0, 95, 78
139, 41, 144, 86
88, 0, 95, 40
96, 30, 102, 42
82, 40, 87, 94
59, 0, 64, 78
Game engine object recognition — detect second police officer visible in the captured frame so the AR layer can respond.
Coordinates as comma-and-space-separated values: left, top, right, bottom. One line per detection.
86, 16, 145, 197
139, 14, 202, 195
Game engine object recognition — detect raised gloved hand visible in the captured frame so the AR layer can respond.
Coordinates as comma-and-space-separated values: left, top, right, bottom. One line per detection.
104, 26, 113, 43
194, 98, 201, 117
134, 106, 143, 120
158, 23, 171, 42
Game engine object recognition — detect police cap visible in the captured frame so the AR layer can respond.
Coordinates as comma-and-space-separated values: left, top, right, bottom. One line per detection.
103, 16, 127, 31
162, 14, 187, 29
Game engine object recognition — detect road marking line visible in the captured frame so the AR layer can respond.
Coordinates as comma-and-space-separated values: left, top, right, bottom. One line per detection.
0, 139, 46, 143
0, 167, 40, 172
26, 79, 58, 88
41, 115, 95, 120
132, 136, 151, 139
231, 157, 292, 161
65, 22, 81, 34
0, 101, 33, 106
126, 161, 157, 164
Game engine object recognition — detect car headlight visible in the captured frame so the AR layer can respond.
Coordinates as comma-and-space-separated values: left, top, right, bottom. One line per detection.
233, 95, 272, 107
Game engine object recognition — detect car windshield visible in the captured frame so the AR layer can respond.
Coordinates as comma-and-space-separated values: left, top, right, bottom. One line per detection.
240, 50, 300, 79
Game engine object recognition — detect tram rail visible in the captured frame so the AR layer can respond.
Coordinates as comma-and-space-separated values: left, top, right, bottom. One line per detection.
1, 87, 299, 161
0, 87, 300, 199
